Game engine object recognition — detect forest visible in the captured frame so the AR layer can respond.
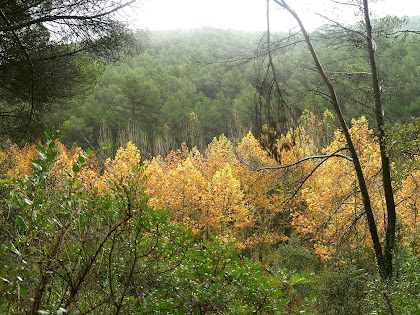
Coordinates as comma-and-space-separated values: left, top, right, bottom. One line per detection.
29, 26, 420, 156
0, 0, 419, 314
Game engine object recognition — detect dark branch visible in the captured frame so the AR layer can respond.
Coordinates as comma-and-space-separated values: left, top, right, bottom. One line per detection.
238, 148, 352, 172
0, 1, 135, 32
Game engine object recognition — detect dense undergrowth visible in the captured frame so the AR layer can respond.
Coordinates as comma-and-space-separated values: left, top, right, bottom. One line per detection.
0, 128, 418, 314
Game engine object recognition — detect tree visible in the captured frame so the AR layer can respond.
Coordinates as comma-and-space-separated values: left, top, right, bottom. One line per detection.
0, 0, 139, 142
294, 116, 418, 262
269, 0, 403, 281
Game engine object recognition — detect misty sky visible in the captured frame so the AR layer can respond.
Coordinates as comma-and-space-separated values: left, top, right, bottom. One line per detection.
132, 0, 420, 31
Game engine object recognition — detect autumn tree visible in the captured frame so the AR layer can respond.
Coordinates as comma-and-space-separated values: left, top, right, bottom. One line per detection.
267, 0, 410, 281
294, 117, 419, 260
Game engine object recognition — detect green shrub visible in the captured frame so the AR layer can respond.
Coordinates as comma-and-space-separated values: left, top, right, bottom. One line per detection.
366, 252, 420, 314
314, 266, 369, 315
0, 130, 192, 313
273, 236, 322, 274
0, 131, 290, 314
140, 237, 288, 314
270, 239, 320, 314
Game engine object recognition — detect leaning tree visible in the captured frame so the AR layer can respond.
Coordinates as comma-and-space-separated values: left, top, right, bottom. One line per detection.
261, 0, 414, 282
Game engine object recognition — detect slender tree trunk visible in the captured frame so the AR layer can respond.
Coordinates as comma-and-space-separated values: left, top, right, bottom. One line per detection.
271, 0, 392, 280
362, 0, 396, 281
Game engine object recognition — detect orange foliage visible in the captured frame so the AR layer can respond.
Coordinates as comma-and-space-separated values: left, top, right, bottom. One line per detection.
0, 140, 99, 194
146, 156, 207, 232
1, 116, 417, 257
0, 141, 37, 178
144, 133, 291, 249
295, 117, 419, 259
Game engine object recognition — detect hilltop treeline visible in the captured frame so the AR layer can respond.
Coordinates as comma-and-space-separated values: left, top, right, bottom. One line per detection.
54, 23, 419, 155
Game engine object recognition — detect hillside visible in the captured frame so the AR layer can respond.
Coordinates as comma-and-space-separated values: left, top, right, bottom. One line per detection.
56, 23, 419, 156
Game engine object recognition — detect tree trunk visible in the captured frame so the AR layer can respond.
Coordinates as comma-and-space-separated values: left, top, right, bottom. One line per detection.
362, 0, 396, 281
271, 0, 395, 281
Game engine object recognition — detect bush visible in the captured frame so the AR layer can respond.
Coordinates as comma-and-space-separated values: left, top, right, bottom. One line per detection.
366, 251, 420, 314
270, 238, 320, 314
314, 266, 369, 314
273, 235, 322, 274
0, 131, 289, 314
141, 237, 288, 314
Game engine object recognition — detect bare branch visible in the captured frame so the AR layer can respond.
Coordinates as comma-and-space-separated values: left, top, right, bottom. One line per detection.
0, 1, 136, 32
330, 0, 359, 7
265, 0, 298, 128
239, 149, 352, 172
325, 70, 371, 76
272, 148, 352, 212
316, 12, 365, 38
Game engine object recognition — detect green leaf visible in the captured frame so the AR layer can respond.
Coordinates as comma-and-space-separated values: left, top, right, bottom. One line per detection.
102, 142, 111, 150
289, 273, 314, 285
16, 215, 27, 232
44, 130, 52, 139
1, 277, 11, 284
72, 164, 80, 173
37, 143, 46, 153
86, 148, 93, 156
43, 244, 49, 255
56, 307, 68, 315
78, 153, 85, 163
46, 151, 58, 163
20, 285, 28, 296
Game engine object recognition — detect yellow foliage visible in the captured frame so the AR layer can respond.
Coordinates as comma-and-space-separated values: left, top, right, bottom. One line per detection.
97, 141, 141, 192
295, 117, 419, 258
0, 141, 37, 178
2, 115, 416, 259
204, 164, 251, 230
144, 134, 291, 248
